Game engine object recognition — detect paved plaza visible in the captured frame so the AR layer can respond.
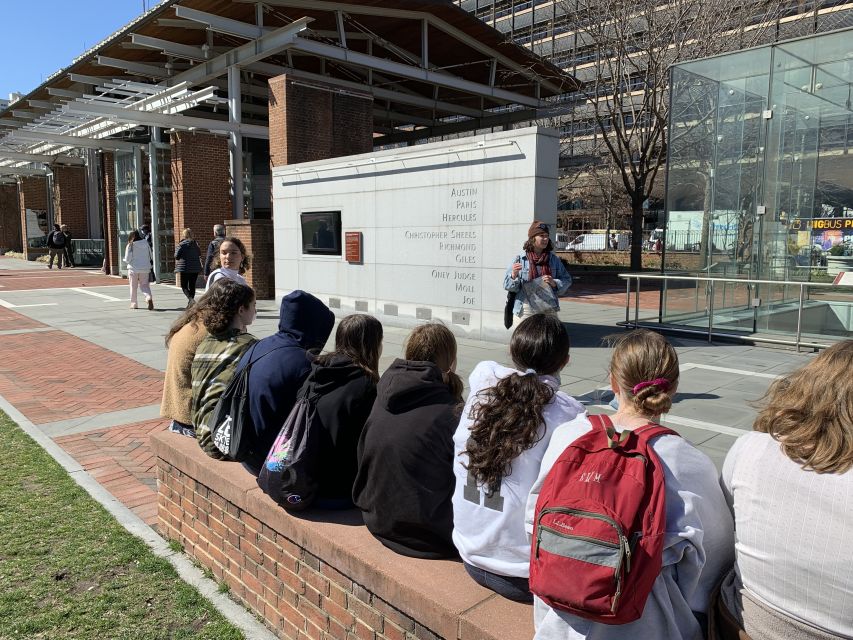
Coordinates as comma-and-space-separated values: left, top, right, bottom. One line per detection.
0, 254, 817, 533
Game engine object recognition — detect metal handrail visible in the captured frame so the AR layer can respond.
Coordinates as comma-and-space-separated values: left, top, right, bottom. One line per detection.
619, 272, 853, 351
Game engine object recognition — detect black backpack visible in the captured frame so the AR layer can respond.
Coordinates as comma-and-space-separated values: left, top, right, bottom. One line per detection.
209, 345, 280, 461
257, 387, 322, 511
52, 231, 66, 247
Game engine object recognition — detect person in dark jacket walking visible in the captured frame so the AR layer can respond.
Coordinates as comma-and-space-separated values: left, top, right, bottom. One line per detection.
353, 323, 464, 559
238, 290, 336, 474
174, 228, 202, 306
61, 224, 75, 267
46, 223, 65, 269
203, 224, 226, 279
298, 314, 383, 509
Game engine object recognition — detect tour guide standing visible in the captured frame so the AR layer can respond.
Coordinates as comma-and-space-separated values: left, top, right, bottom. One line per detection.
503, 221, 572, 324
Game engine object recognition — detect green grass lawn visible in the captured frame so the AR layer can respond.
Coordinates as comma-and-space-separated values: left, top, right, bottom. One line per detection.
0, 412, 244, 640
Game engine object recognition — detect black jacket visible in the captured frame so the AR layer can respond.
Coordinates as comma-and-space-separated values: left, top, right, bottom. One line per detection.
174, 239, 202, 273
301, 354, 376, 502
238, 291, 335, 473
352, 359, 460, 559
203, 237, 223, 278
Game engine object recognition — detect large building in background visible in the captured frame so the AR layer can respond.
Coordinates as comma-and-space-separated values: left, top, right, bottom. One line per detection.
454, 0, 853, 235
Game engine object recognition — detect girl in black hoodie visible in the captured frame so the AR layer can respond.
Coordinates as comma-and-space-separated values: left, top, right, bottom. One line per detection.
304, 314, 383, 509
352, 323, 464, 558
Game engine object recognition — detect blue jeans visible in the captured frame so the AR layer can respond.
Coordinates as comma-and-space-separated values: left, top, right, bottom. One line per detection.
463, 562, 533, 603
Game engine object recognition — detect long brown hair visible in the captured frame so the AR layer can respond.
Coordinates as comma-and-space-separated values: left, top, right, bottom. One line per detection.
522, 237, 554, 253
754, 340, 853, 474
316, 314, 384, 381
465, 314, 570, 492
405, 322, 463, 404
165, 297, 209, 347
608, 329, 680, 417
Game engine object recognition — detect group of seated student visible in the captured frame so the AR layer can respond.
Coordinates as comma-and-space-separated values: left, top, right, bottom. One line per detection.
162, 293, 853, 640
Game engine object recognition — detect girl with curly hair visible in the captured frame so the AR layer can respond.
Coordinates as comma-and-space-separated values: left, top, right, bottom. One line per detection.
527, 329, 733, 640
452, 314, 584, 602
190, 280, 258, 458
353, 322, 464, 559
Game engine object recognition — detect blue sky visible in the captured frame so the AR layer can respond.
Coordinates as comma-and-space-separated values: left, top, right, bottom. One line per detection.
0, 1, 149, 99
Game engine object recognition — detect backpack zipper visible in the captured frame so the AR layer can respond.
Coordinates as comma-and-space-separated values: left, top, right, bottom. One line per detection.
535, 507, 631, 612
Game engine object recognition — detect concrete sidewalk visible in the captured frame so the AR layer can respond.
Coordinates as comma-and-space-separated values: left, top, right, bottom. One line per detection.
0, 253, 816, 528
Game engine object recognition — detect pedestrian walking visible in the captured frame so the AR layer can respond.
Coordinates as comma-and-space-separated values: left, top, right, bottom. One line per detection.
174, 228, 202, 307
61, 224, 75, 267
139, 223, 156, 283
203, 224, 226, 279
46, 223, 66, 270
124, 230, 155, 310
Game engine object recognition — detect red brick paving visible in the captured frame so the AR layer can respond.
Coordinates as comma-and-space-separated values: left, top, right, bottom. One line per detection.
0, 267, 121, 291
0, 306, 47, 331
54, 419, 169, 526
0, 331, 163, 424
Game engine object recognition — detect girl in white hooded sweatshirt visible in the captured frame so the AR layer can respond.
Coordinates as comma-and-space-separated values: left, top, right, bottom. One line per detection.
525, 329, 734, 640
124, 229, 154, 310
452, 314, 584, 602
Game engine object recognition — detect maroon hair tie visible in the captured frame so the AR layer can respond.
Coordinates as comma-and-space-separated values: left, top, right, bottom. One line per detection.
632, 378, 670, 395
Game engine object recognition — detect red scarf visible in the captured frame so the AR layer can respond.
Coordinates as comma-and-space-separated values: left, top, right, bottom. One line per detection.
526, 251, 552, 281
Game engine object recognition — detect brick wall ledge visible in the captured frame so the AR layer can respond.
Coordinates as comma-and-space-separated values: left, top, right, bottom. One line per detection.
151, 432, 533, 640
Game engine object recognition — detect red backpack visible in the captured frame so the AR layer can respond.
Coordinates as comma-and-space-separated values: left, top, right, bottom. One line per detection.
529, 414, 677, 624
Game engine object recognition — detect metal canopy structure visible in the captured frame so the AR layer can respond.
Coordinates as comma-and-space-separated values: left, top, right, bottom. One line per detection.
0, 0, 578, 159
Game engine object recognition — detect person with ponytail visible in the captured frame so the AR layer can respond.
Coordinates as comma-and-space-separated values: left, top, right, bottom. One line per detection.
452, 314, 584, 602
504, 221, 572, 324
526, 329, 733, 640
353, 322, 464, 559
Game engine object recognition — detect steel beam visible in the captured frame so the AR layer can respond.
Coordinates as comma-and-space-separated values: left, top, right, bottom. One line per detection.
96, 56, 168, 78
293, 38, 540, 107
168, 17, 313, 87
0, 151, 85, 165
130, 34, 208, 62
174, 6, 269, 40
156, 18, 207, 30
48, 88, 86, 99
5, 130, 139, 152
62, 101, 269, 139
0, 166, 48, 176
228, 65, 244, 219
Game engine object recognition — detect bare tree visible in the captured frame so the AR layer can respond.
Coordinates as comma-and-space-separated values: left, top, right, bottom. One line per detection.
557, 0, 783, 270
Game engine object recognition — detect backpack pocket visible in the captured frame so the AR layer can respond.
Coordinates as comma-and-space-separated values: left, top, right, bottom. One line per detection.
533, 507, 630, 615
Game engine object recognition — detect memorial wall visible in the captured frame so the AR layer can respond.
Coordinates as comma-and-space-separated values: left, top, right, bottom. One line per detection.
272, 127, 559, 339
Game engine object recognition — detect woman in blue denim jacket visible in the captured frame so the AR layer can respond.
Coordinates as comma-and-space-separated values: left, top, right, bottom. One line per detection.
503, 221, 572, 324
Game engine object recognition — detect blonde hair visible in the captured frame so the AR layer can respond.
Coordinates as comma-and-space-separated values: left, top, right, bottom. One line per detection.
182, 228, 193, 240
405, 322, 463, 403
754, 340, 853, 474
609, 329, 679, 416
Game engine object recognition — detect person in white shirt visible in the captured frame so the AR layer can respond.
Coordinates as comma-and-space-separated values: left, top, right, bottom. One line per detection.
526, 329, 734, 640
452, 313, 584, 602
719, 340, 853, 640
123, 229, 155, 310
205, 237, 250, 290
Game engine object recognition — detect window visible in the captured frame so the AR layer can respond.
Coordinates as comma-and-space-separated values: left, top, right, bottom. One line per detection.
300, 211, 342, 256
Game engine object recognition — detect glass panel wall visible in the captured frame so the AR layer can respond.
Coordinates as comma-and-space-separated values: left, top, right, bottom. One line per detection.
114, 150, 142, 277
663, 28, 853, 342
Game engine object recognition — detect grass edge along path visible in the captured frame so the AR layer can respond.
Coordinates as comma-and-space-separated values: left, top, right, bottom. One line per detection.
0, 411, 245, 640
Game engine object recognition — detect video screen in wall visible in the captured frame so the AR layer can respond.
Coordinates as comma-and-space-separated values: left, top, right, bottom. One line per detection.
300, 211, 341, 255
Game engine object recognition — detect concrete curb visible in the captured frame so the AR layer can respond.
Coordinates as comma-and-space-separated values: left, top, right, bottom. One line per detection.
0, 394, 278, 640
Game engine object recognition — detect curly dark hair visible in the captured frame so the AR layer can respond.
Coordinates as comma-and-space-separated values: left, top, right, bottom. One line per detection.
196, 280, 255, 335
465, 314, 570, 492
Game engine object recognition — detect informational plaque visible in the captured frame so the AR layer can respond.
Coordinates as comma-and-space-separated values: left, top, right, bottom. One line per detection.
345, 231, 362, 263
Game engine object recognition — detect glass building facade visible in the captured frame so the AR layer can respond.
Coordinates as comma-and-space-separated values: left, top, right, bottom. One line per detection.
662, 28, 853, 344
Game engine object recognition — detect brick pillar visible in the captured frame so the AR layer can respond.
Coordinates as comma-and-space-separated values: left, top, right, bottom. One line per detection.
224, 219, 274, 299
53, 165, 88, 237
268, 75, 373, 167
102, 152, 119, 274
171, 131, 231, 253
0, 184, 22, 252
18, 176, 49, 261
